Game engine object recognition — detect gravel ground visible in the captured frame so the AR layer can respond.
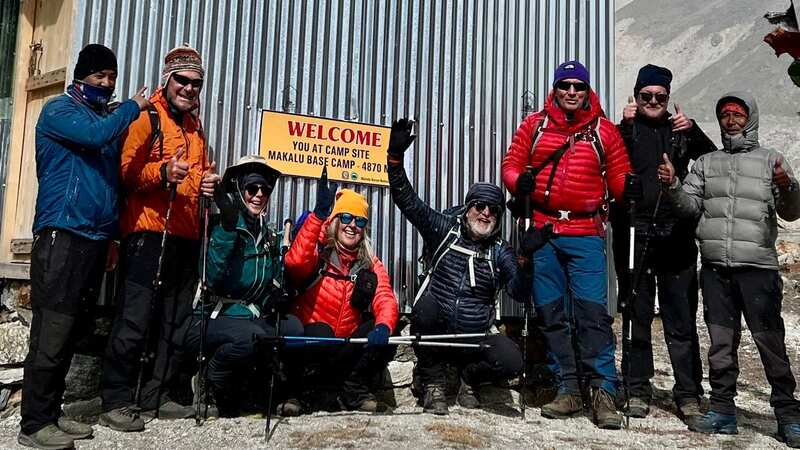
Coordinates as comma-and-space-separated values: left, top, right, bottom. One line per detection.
2, 276, 800, 449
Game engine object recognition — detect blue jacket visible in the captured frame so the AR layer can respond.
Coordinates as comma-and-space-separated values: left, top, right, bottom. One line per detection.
33, 88, 140, 240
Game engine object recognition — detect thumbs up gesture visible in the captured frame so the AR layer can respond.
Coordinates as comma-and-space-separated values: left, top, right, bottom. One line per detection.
622, 96, 637, 124
658, 153, 676, 186
774, 157, 792, 190
671, 103, 693, 132
165, 148, 189, 184
200, 160, 220, 198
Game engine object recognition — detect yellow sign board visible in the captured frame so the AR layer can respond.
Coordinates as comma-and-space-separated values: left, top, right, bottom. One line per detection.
259, 110, 391, 187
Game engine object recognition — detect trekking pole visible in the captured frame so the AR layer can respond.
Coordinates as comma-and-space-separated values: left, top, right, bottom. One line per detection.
195, 193, 212, 425
621, 191, 636, 429
265, 219, 293, 442
134, 184, 177, 413
519, 166, 535, 421
260, 335, 490, 348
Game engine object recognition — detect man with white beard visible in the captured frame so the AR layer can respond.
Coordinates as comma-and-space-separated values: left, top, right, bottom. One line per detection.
386, 119, 552, 415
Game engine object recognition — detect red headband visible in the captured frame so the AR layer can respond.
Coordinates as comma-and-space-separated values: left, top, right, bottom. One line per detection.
719, 102, 747, 118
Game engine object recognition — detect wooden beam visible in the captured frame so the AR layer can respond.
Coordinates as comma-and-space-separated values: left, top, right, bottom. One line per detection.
0, 262, 30, 280
10, 239, 32, 255
25, 67, 66, 91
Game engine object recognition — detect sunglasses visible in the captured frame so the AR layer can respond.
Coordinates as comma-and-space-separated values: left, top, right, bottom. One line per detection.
244, 183, 271, 196
555, 81, 589, 92
171, 73, 204, 89
339, 213, 368, 228
638, 92, 669, 104
471, 201, 501, 216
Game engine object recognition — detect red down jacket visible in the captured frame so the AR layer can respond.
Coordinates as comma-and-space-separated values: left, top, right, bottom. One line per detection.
502, 90, 631, 236
285, 212, 399, 337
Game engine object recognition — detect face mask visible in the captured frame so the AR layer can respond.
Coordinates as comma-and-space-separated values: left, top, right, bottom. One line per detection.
74, 80, 114, 106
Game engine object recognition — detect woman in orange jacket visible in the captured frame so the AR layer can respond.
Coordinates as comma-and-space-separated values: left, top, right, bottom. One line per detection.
281, 167, 399, 415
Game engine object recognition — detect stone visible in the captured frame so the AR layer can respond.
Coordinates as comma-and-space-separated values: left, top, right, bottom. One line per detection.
64, 354, 103, 402
0, 321, 29, 365
0, 367, 23, 385
385, 360, 414, 388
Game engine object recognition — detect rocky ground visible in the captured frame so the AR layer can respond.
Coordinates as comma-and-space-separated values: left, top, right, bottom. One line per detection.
1, 269, 800, 449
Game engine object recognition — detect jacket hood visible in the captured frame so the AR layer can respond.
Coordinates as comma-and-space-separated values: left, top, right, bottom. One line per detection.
716, 91, 759, 152
462, 182, 505, 240
543, 89, 605, 132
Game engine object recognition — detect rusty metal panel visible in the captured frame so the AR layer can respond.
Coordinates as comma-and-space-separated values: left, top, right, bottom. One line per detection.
71, 0, 615, 314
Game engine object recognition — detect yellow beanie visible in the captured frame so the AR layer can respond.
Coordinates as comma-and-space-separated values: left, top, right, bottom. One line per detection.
330, 189, 369, 220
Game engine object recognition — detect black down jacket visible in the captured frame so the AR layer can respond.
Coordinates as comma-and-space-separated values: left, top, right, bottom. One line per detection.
389, 163, 531, 333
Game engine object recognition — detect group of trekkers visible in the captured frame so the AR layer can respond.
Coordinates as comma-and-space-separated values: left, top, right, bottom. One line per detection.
15, 41, 800, 449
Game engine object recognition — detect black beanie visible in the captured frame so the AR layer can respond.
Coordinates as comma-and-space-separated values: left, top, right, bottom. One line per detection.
464, 183, 505, 220
74, 44, 118, 80
633, 64, 672, 96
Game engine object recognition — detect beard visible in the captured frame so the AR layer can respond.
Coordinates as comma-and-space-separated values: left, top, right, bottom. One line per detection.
465, 215, 496, 240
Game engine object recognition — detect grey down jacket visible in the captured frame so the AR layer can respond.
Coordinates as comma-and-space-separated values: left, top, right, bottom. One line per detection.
669, 91, 800, 270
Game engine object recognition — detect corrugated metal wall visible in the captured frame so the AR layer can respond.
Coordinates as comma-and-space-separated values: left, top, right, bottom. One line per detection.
72, 0, 614, 314
0, 0, 21, 231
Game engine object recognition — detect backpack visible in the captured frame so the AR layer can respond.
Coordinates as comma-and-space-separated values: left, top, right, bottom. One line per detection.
415, 206, 503, 303
527, 114, 609, 210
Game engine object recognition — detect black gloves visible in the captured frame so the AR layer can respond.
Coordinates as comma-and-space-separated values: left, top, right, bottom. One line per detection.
516, 171, 535, 196
266, 287, 293, 311
387, 118, 416, 161
623, 173, 643, 203
213, 184, 239, 231
350, 270, 378, 312
313, 166, 338, 219
520, 223, 553, 255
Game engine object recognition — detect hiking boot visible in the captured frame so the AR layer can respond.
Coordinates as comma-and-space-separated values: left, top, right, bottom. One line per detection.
592, 388, 622, 430
17, 424, 74, 449
277, 398, 303, 417
56, 416, 93, 439
779, 423, 800, 448
688, 411, 738, 435
423, 384, 449, 415
677, 400, 702, 428
192, 374, 220, 420
541, 392, 583, 419
624, 397, 649, 418
141, 400, 195, 419
99, 406, 145, 432
457, 378, 480, 409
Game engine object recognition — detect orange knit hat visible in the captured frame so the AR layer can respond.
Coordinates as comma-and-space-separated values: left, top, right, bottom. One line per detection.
330, 189, 369, 220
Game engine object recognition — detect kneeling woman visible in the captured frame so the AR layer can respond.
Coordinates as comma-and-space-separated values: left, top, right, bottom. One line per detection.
282, 168, 399, 414
185, 155, 302, 416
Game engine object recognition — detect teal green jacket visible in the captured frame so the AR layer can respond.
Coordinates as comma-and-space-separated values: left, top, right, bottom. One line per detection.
197, 213, 281, 319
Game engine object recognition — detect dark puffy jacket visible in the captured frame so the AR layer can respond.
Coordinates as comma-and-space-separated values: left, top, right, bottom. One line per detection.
33, 86, 140, 239
388, 163, 530, 333
502, 90, 631, 236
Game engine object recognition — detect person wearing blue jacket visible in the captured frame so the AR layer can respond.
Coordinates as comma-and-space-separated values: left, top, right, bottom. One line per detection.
18, 44, 149, 450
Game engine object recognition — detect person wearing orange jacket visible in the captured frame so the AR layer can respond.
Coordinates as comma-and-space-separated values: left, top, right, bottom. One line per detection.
280, 167, 399, 415
99, 45, 219, 432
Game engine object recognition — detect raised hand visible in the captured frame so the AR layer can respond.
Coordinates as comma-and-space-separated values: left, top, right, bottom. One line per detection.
658, 153, 676, 186
165, 148, 189, 184
313, 166, 338, 219
622, 96, 637, 124
200, 161, 220, 198
671, 103, 693, 132
774, 156, 792, 190
132, 86, 150, 111
387, 118, 416, 162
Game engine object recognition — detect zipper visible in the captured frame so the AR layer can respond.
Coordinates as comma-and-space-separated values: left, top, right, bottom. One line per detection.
45, 230, 57, 271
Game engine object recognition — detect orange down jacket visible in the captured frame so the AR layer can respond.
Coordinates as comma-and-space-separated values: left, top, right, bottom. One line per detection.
119, 88, 210, 239
285, 213, 399, 337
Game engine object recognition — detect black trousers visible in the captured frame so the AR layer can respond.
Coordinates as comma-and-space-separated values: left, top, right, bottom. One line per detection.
101, 232, 198, 412
183, 313, 303, 392
701, 264, 800, 423
21, 229, 107, 434
286, 320, 395, 407
410, 295, 523, 387
613, 219, 703, 406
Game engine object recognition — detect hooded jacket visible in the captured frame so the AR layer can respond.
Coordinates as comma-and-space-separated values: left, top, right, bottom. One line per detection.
502, 90, 631, 236
388, 162, 531, 333
669, 92, 800, 270
284, 213, 399, 337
